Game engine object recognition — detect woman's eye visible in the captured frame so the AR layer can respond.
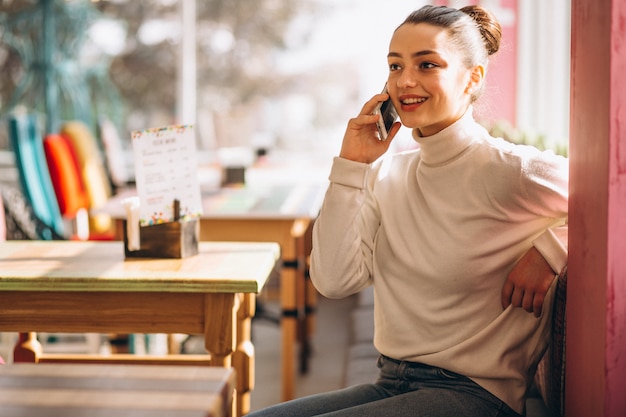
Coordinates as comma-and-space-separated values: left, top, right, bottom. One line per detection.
420, 62, 437, 69
389, 63, 401, 72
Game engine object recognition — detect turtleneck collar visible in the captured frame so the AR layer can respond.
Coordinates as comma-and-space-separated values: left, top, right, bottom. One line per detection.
411, 108, 486, 166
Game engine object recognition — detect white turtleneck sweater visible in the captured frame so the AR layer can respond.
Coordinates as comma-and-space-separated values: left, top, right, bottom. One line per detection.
310, 109, 568, 414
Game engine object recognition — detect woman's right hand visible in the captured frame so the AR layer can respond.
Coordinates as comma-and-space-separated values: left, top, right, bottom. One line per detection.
339, 93, 401, 164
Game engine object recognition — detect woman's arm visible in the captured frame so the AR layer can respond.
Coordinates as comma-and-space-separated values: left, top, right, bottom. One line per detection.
310, 93, 400, 298
309, 158, 374, 298
501, 226, 568, 317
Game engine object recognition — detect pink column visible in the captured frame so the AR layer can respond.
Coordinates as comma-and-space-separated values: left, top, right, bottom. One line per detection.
568, 0, 626, 416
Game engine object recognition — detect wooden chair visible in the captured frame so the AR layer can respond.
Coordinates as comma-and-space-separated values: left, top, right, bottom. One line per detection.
98, 117, 133, 191
43, 133, 90, 240
7, 112, 65, 239
60, 120, 114, 239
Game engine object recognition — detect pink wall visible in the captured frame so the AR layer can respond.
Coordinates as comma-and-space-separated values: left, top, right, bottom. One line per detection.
568, 0, 626, 415
478, 0, 517, 126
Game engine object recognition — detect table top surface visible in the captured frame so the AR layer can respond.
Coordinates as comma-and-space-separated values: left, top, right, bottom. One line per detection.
0, 363, 234, 417
98, 182, 327, 221
0, 240, 280, 294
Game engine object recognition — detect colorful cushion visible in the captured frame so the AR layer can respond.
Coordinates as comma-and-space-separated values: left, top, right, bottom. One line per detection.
60, 121, 112, 207
60, 121, 113, 234
43, 133, 89, 218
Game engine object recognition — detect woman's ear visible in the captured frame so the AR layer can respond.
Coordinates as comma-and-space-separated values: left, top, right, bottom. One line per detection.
465, 64, 485, 94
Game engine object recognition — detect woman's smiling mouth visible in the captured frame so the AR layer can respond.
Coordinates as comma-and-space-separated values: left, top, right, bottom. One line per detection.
399, 95, 427, 110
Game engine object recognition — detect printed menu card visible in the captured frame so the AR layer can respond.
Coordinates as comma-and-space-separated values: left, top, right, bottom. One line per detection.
131, 124, 203, 226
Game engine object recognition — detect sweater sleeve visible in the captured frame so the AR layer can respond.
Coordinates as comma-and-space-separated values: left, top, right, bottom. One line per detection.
309, 157, 377, 299
522, 148, 569, 274
533, 225, 568, 274
521, 148, 569, 218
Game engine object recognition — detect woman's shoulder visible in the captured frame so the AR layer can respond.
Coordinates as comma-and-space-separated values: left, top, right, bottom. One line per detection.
479, 134, 566, 167
471, 135, 569, 196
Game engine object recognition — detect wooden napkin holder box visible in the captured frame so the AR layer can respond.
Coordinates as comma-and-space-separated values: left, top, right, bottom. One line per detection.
123, 218, 199, 259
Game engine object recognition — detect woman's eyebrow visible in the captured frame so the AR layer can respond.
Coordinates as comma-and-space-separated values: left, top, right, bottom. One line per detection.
387, 50, 438, 59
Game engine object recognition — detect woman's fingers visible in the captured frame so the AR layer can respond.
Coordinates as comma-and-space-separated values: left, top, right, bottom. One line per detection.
358, 93, 389, 117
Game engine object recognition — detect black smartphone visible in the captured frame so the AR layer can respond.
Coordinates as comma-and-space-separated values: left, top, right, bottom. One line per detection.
373, 83, 399, 141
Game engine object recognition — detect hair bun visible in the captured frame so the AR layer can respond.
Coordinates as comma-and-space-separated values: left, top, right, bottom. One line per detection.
460, 5, 502, 56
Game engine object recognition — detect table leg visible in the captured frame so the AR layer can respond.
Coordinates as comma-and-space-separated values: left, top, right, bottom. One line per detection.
233, 293, 255, 417
295, 220, 317, 375
295, 231, 309, 374
13, 332, 42, 363
279, 262, 297, 402
302, 270, 317, 373
280, 219, 313, 400
205, 293, 238, 416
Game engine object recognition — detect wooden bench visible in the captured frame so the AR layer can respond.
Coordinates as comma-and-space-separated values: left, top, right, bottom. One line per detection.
0, 363, 235, 417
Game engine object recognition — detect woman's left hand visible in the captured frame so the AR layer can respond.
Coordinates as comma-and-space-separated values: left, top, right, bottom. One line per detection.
501, 247, 556, 318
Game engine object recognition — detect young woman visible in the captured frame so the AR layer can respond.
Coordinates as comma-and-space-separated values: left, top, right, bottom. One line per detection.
247, 5, 568, 417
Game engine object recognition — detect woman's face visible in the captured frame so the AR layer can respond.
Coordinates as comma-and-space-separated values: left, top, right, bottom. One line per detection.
387, 23, 477, 137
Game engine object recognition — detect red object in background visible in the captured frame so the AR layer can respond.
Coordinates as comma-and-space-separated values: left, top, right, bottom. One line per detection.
431, 0, 518, 126
43, 133, 89, 218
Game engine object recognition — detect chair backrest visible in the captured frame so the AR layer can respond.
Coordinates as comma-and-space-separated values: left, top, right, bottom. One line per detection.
43, 133, 89, 218
0, 184, 64, 240
534, 226, 568, 417
7, 113, 65, 239
60, 121, 114, 235
98, 117, 131, 190
535, 265, 567, 417
60, 120, 112, 208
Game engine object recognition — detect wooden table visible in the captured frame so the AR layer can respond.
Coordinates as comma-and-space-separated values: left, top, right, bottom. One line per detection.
0, 240, 280, 417
101, 182, 326, 401
0, 363, 235, 417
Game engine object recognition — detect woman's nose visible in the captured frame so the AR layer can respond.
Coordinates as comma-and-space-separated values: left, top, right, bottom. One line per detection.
397, 69, 417, 88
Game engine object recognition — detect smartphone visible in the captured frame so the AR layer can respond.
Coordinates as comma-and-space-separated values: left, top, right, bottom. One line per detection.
373, 83, 399, 141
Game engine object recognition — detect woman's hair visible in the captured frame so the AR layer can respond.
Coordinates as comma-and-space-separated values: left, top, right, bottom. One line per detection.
398, 5, 502, 101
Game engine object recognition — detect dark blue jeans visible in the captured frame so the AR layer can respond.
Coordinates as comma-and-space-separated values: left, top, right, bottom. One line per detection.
246, 355, 522, 417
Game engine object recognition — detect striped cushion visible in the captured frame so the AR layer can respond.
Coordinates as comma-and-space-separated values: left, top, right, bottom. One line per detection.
7, 113, 65, 239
